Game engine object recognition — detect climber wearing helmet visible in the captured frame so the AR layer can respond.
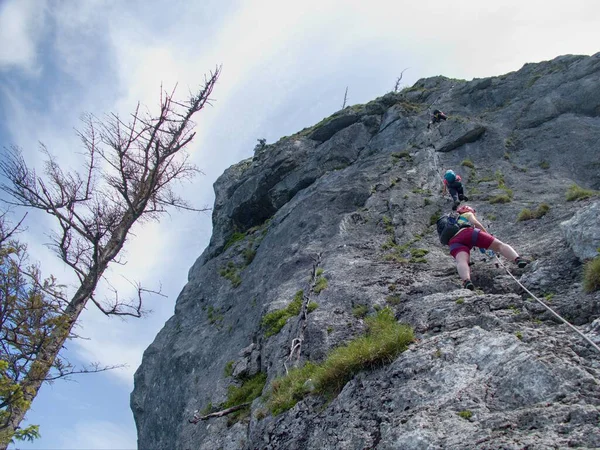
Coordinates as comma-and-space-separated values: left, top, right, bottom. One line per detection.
442, 169, 468, 209
449, 205, 528, 291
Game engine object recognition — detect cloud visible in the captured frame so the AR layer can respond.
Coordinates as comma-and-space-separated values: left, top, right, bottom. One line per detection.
0, 0, 47, 73
59, 419, 136, 450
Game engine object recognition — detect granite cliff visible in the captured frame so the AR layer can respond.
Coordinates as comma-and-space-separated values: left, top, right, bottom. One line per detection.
132, 53, 600, 449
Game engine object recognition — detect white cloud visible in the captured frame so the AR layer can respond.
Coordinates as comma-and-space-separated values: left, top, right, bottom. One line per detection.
0, 0, 46, 72
59, 419, 136, 450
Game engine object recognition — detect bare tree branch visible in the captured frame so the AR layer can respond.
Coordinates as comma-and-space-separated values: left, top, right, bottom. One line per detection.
0, 65, 222, 444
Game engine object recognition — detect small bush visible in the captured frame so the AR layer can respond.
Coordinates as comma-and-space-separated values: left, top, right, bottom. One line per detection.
352, 305, 369, 318
267, 308, 413, 415
461, 159, 475, 169
262, 290, 304, 337
424, 198, 431, 206
566, 184, 597, 201
458, 410, 473, 420
584, 257, 600, 293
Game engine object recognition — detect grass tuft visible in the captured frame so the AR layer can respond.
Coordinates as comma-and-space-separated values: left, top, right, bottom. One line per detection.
267, 308, 414, 415
584, 257, 600, 293
262, 290, 304, 337
352, 305, 369, 318
566, 184, 598, 201
461, 159, 475, 169
314, 276, 328, 294
517, 203, 550, 222
458, 410, 473, 420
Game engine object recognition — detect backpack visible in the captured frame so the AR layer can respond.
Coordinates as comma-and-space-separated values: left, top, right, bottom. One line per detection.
444, 170, 456, 184
436, 212, 470, 245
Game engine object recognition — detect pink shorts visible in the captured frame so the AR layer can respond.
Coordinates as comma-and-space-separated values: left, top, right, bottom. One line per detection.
449, 228, 495, 258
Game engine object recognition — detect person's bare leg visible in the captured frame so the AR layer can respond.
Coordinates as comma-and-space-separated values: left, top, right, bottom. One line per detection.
455, 251, 471, 281
488, 238, 518, 261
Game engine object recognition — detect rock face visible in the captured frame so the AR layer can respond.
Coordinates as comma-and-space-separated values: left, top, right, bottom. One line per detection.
561, 201, 600, 261
132, 53, 600, 449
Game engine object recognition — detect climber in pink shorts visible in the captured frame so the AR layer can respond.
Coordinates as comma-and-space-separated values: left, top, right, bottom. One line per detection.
450, 205, 528, 290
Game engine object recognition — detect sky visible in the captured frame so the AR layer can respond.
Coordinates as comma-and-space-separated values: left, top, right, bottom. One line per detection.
0, 0, 598, 448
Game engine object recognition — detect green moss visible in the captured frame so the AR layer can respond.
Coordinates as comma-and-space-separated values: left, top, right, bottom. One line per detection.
504, 138, 515, 148
455, 298, 465, 305
458, 410, 473, 420
539, 160, 550, 170
307, 302, 319, 313
316, 268, 324, 276
566, 184, 598, 201
423, 198, 431, 206
262, 290, 304, 337
314, 277, 328, 294
584, 257, 600, 293
388, 284, 396, 292
327, 327, 334, 334
352, 305, 369, 318
267, 308, 414, 415
503, 152, 511, 160
461, 159, 475, 169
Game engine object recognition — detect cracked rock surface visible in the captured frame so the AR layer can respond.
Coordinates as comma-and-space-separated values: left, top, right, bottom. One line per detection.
132, 53, 600, 449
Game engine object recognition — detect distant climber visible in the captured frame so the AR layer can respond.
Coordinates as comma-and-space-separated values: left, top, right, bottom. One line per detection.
427, 109, 448, 129
436, 205, 528, 291
442, 169, 468, 209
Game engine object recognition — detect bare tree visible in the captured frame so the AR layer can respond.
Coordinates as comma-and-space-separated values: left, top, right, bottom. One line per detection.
394, 67, 410, 92
0, 67, 221, 445
341, 86, 349, 109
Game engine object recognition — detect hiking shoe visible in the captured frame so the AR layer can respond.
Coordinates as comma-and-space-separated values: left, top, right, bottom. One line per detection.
452, 200, 460, 210
463, 280, 475, 291
515, 257, 528, 269
461, 195, 469, 201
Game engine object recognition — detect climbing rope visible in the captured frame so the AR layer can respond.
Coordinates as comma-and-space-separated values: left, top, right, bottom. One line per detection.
495, 255, 600, 355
